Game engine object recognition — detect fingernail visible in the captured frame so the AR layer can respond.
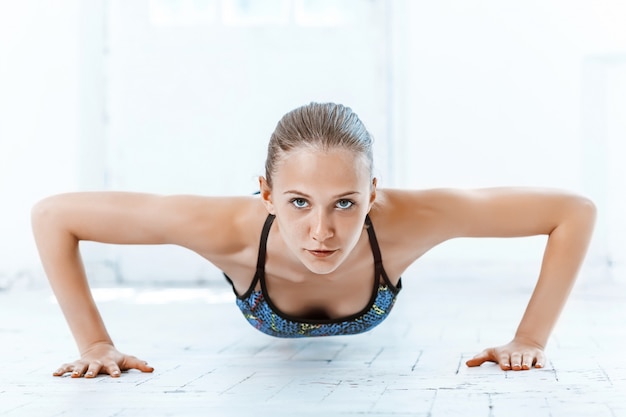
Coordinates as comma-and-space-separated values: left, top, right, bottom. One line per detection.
86, 371, 93, 377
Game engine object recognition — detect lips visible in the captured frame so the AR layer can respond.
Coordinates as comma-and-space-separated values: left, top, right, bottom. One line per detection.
307, 249, 337, 258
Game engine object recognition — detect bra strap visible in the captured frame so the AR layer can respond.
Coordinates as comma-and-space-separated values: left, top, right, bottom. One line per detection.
364, 214, 383, 266
365, 214, 401, 292
256, 214, 276, 272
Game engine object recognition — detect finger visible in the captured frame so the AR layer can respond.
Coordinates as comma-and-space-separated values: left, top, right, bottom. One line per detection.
510, 352, 523, 371
498, 353, 511, 370
52, 365, 72, 376
104, 363, 122, 378
85, 362, 104, 379
521, 352, 533, 370
71, 363, 88, 378
466, 349, 494, 367
122, 356, 155, 373
53, 364, 72, 377
535, 351, 546, 368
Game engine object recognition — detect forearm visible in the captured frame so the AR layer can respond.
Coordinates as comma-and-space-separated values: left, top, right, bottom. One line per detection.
515, 199, 596, 347
32, 202, 113, 354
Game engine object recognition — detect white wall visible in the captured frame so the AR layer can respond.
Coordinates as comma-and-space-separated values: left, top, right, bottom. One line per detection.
1, 0, 624, 287
397, 0, 626, 273
105, 0, 390, 195
0, 1, 81, 288
582, 56, 626, 279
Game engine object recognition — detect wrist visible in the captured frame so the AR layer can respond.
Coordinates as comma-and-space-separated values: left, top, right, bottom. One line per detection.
513, 333, 546, 350
79, 340, 115, 356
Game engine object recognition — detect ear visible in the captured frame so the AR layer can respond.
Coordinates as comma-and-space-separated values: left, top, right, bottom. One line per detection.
368, 178, 377, 209
259, 176, 275, 214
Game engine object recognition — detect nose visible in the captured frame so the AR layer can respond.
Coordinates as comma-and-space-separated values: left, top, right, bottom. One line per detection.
310, 210, 334, 242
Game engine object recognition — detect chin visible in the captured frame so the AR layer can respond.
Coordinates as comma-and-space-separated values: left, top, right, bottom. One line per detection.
301, 258, 343, 275
307, 265, 339, 275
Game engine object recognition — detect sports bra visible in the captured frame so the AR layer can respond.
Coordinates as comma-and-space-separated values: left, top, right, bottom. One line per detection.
224, 214, 402, 338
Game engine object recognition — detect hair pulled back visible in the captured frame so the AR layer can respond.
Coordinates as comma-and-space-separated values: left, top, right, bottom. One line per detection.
264, 102, 374, 188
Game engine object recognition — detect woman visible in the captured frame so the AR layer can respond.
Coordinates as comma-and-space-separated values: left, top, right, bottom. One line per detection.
31, 102, 596, 378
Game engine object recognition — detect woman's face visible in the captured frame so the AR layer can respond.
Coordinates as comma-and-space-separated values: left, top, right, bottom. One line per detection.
261, 147, 376, 275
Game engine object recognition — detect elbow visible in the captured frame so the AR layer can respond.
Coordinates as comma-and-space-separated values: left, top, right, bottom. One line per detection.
576, 196, 597, 224
31, 198, 49, 231
31, 195, 65, 236
566, 195, 597, 234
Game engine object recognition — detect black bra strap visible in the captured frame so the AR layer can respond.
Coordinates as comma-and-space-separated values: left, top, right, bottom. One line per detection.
256, 214, 276, 272
364, 214, 383, 266
365, 214, 399, 292
232, 213, 275, 299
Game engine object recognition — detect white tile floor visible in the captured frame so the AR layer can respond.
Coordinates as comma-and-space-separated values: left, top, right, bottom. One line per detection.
1, 266, 625, 416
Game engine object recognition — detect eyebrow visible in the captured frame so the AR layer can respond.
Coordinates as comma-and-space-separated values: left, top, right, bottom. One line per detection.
283, 190, 361, 199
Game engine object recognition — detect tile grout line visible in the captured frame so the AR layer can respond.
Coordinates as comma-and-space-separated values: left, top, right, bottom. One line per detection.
178, 368, 218, 390
427, 388, 438, 417
367, 384, 390, 413
597, 363, 613, 386
327, 343, 348, 363
218, 372, 257, 395
264, 377, 296, 403
287, 341, 312, 360
366, 347, 385, 367
411, 350, 424, 372
317, 379, 343, 404
455, 354, 466, 375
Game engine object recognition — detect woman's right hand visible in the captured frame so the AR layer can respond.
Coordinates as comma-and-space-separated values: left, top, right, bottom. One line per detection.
53, 342, 154, 378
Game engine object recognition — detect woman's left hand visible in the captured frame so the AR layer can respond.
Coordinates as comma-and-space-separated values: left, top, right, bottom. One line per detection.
466, 337, 546, 371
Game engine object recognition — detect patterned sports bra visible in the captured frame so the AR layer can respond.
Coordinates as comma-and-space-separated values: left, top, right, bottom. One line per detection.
224, 214, 402, 338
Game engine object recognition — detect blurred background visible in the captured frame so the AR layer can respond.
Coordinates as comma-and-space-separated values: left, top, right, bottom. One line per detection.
0, 0, 624, 289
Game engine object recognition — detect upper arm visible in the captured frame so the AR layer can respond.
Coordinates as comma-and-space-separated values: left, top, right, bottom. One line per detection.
436, 187, 596, 239
31, 192, 252, 256
381, 187, 596, 245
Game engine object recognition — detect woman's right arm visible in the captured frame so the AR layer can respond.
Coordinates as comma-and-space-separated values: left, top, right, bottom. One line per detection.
31, 192, 247, 378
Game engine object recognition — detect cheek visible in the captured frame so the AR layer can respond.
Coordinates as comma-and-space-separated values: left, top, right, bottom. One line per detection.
292, 221, 310, 240
338, 216, 366, 240
278, 214, 308, 241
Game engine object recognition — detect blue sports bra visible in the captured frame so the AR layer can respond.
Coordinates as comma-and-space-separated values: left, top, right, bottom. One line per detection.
224, 214, 402, 338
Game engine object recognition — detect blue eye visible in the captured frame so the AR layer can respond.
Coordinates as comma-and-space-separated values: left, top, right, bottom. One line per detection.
336, 199, 354, 209
291, 198, 309, 208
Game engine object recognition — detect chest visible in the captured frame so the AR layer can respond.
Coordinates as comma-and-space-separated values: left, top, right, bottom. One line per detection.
263, 261, 377, 320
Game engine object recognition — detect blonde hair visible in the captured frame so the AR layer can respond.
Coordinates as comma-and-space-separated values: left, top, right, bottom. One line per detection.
265, 102, 374, 187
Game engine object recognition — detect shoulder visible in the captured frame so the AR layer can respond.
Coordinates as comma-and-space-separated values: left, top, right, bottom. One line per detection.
368, 188, 460, 247
157, 194, 271, 256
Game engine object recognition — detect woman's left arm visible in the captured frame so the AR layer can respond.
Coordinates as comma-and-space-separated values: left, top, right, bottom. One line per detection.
416, 187, 596, 371
400, 188, 596, 370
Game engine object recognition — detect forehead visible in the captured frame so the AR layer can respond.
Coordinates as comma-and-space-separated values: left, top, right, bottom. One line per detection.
273, 148, 370, 192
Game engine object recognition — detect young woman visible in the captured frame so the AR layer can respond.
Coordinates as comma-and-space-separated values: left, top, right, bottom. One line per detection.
31, 102, 596, 378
